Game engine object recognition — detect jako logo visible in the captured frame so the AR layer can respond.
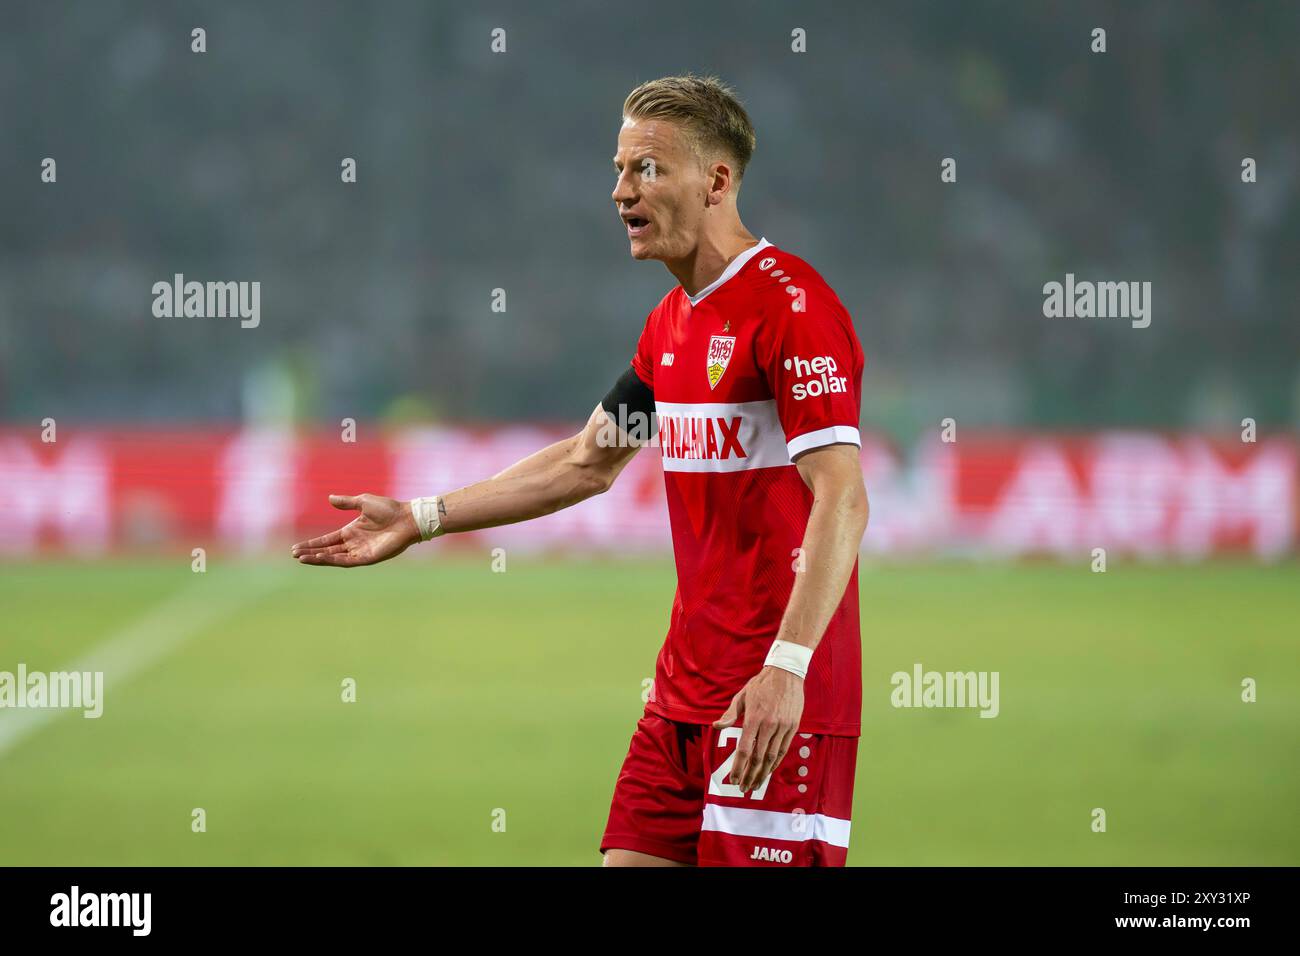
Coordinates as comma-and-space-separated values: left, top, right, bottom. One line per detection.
50, 886, 151, 937
784, 355, 847, 400
750, 846, 794, 863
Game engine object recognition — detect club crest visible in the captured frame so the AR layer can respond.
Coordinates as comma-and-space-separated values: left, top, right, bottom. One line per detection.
707, 335, 736, 390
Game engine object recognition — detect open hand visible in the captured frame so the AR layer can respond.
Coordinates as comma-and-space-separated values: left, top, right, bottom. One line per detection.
291, 494, 421, 567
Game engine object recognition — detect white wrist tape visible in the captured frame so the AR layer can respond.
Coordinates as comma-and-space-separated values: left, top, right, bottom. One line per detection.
764, 639, 812, 679
410, 496, 447, 542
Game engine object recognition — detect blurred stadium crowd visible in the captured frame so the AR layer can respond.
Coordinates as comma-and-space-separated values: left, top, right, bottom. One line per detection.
2, 1, 1297, 442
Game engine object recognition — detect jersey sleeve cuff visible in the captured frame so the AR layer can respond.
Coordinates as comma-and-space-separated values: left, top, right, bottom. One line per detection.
786, 425, 861, 459
630, 360, 654, 389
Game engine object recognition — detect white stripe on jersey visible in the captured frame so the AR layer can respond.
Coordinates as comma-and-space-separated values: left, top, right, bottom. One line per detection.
655, 400, 791, 473
701, 804, 852, 847
787, 425, 862, 460
654, 402, 862, 473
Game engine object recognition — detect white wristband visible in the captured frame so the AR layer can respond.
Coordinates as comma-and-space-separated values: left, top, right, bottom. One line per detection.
409, 496, 447, 542
764, 639, 812, 679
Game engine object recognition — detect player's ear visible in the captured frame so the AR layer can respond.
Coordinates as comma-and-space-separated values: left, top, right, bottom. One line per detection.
706, 161, 733, 206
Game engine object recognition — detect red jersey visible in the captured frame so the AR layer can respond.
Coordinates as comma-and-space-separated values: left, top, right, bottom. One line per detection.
630, 238, 864, 737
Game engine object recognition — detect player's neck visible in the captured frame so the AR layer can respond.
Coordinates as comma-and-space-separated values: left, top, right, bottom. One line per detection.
666, 226, 758, 299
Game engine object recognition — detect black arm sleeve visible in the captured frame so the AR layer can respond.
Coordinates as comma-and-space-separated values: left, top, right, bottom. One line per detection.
600, 366, 656, 436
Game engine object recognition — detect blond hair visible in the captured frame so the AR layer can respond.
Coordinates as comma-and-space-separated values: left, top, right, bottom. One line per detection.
623, 74, 756, 180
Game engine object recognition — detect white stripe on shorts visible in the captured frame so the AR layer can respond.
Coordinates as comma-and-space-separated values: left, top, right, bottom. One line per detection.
701, 804, 851, 848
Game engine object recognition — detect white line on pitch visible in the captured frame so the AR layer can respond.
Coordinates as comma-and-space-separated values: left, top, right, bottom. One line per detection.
0, 568, 287, 759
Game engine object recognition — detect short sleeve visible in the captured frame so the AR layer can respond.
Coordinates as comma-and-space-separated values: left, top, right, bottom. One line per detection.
756, 290, 864, 460
630, 310, 656, 389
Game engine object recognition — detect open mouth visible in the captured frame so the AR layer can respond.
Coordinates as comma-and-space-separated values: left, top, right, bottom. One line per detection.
624, 216, 651, 238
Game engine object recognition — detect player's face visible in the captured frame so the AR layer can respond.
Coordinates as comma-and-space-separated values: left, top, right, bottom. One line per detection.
612, 118, 709, 262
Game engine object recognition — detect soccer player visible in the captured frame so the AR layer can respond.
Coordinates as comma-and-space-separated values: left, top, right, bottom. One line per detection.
291, 75, 869, 867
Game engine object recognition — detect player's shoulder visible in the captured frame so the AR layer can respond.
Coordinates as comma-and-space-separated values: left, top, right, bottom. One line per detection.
734, 244, 854, 345
739, 243, 848, 316
644, 285, 687, 326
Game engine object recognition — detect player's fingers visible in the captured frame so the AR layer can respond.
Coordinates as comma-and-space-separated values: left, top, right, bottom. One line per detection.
713, 692, 744, 729
741, 720, 778, 791
295, 550, 360, 567
294, 543, 349, 559
778, 725, 798, 769
756, 725, 796, 791
736, 720, 775, 792
292, 541, 344, 556
290, 529, 344, 552
328, 494, 360, 511
729, 722, 757, 789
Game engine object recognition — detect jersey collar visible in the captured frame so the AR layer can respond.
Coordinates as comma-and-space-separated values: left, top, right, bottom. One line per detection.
685, 237, 771, 307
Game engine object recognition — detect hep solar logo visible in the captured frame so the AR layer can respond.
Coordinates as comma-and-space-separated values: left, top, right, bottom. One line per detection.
784, 354, 848, 400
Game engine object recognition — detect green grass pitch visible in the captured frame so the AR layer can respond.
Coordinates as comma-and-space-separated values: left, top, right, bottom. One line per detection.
1, 556, 1297, 865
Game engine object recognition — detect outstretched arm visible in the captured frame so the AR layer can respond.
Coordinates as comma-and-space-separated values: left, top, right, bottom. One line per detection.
291, 402, 643, 567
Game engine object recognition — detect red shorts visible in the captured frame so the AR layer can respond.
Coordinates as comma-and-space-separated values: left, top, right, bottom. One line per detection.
601, 712, 858, 867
